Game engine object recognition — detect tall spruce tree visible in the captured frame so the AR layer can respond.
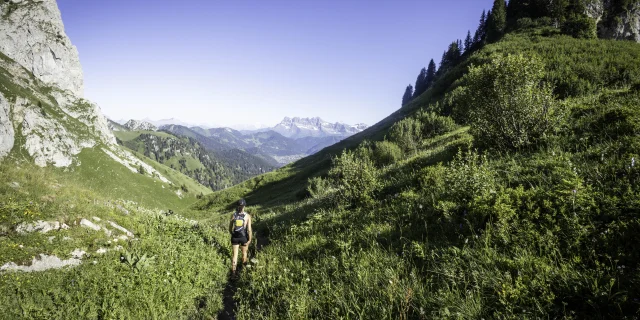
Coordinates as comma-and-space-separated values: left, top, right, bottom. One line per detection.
464, 30, 473, 54
402, 85, 414, 107
487, 0, 507, 42
425, 59, 436, 88
473, 10, 488, 48
413, 68, 428, 98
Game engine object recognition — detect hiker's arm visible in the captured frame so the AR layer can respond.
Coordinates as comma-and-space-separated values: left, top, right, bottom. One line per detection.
228, 215, 234, 234
247, 215, 253, 243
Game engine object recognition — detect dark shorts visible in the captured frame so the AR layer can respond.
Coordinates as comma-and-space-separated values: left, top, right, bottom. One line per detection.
231, 235, 248, 246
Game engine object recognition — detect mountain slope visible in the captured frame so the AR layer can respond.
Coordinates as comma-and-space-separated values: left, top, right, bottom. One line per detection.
196, 29, 640, 209
114, 130, 276, 191
0, 2, 228, 318
195, 28, 640, 319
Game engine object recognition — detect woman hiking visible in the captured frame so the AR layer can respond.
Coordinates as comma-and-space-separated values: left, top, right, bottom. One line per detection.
229, 198, 252, 276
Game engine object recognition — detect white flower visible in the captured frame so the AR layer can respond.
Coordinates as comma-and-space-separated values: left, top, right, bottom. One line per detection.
92, 260, 97, 265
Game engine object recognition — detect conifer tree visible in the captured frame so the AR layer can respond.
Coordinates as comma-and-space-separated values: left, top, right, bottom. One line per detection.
425, 59, 437, 88
402, 85, 414, 107
413, 68, 428, 98
464, 30, 473, 54
487, 0, 507, 42
473, 10, 488, 48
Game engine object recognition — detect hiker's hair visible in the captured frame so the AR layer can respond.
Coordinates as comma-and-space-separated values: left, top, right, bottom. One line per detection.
236, 205, 245, 213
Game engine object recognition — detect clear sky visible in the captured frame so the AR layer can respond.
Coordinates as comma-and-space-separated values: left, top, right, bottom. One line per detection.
57, 0, 492, 129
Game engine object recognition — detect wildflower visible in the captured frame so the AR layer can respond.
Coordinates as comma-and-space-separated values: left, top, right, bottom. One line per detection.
92, 260, 97, 265
306, 278, 310, 282
418, 204, 423, 209
389, 280, 393, 284
632, 157, 635, 167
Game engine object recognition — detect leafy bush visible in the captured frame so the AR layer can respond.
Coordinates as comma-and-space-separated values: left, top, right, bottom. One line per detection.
372, 140, 402, 167
516, 17, 534, 29
417, 111, 457, 138
562, 15, 597, 39
329, 150, 381, 207
307, 176, 335, 200
461, 54, 560, 150
388, 117, 422, 155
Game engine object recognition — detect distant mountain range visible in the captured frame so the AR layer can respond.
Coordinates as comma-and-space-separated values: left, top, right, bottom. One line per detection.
272, 117, 368, 139
111, 117, 368, 166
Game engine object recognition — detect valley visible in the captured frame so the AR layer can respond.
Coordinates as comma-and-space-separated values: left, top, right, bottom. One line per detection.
1, 0, 640, 319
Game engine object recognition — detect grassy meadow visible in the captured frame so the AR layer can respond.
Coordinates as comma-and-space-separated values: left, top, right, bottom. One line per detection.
195, 30, 640, 319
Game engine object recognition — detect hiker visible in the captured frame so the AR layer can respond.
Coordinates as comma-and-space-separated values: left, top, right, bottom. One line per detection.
229, 198, 252, 275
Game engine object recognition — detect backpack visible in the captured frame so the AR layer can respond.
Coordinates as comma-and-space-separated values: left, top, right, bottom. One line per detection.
232, 212, 247, 238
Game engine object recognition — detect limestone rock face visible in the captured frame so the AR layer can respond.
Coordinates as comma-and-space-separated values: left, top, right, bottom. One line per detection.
50, 90, 117, 145
0, 0, 116, 167
586, 0, 640, 42
0, 92, 14, 159
20, 99, 95, 167
0, 0, 84, 96
124, 119, 157, 131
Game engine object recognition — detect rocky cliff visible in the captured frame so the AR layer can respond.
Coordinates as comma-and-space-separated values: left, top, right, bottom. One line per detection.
0, 0, 116, 166
0, 0, 83, 96
586, 0, 640, 42
124, 119, 157, 131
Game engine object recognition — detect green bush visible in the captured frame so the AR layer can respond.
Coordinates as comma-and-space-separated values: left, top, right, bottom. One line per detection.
516, 17, 534, 29
388, 117, 422, 155
461, 54, 560, 150
329, 150, 381, 207
417, 111, 457, 138
372, 140, 402, 167
307, 176, 335, 200
562, 15, 597, 39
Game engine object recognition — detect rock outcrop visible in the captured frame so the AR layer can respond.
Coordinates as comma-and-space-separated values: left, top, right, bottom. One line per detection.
0, 92, 14, 159
0, 0, 84, 96
586, 0, 640, 42
124, 119, 157, 131
0, 0, 117, 166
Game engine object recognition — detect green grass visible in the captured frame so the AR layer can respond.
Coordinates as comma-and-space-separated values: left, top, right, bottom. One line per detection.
52, 147, 205, 211
197, 31, 640, 319
0, 161, 231, 319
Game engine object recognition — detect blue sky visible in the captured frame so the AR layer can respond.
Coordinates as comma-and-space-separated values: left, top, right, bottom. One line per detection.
58, 0, 492, 129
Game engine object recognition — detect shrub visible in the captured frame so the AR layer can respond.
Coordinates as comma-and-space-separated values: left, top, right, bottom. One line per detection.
562, 15, 596, 39
388, 117, 422, 155
306, 176, 334, 199
516, 17, 534, 29
461, 54, 560, 150
417, 111, 457, 138
137, 164, 145, 175
372, 140, 402, 167
535, 16, 554, 27
329, 150, 381, 207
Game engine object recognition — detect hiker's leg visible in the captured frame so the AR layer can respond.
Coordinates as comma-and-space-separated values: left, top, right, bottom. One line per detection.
241, 245, 248, 264
231, 244, 239, 271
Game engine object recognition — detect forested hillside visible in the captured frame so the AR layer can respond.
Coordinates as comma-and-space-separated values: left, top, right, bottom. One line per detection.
196, 0, 640, 318
114, 130, 276, 191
